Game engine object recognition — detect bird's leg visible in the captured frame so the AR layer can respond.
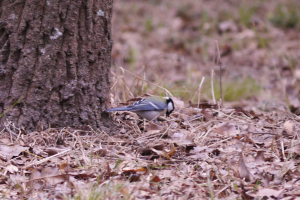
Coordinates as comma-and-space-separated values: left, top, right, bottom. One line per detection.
153, 119, 163, 127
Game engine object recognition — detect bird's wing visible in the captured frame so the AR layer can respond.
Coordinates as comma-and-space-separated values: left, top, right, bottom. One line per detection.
105, 97, 167, 112
105, 107, 131, 112
127, 98, 166, 111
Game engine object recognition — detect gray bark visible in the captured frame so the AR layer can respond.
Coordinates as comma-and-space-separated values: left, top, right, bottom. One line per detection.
0, 0, 113, 131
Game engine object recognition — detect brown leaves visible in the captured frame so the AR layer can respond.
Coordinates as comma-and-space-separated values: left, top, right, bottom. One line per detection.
1, 103, 300, 199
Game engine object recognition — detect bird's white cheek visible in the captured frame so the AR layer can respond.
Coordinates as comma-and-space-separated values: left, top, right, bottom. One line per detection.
167, 102, 173, 111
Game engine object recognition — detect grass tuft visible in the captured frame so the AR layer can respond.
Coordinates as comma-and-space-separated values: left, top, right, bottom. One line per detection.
268, 2, 300, 29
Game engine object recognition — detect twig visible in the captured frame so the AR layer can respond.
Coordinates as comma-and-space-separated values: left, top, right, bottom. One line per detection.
120, 67, 174, 97
198, 77, 206, 108
211, 63, 216, 105
212, 109, 282, 129
120, 67, 128, 102
200, 127, 212, 144
183, 85, 192, 96
187, 85, 200, 103
111, 70, 134, 100
0, 127, 5, 135
16, 128, 22, 140
4, 122, 18, 138
207, 169, 215, 200
215, 41, 223, 107
65, 129, 79, 148
206, 137, 232, 148
25, 149, 72, 169
76, 131, 89, 166
142, 65, 146, 93
281, 139, 286, 160
159, 124, 172, 139
118, 118, 140, 135
215, 185, 230, 196
252, 132, 277, 135
0, 98, 22, 118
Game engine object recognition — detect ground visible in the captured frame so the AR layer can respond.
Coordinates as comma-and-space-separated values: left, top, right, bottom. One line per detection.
1, 0, 300, 199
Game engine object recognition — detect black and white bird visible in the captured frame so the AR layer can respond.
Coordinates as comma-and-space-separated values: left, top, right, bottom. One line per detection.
105, 96, 175, 122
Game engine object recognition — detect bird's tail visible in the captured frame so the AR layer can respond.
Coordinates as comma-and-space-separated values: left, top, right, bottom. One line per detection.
105, 107, 130, 112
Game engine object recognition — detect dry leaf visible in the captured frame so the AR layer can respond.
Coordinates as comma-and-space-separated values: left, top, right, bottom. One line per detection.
168, 145, 176, 157
4, 165, 19, 174
251, 188, 284, 198
238, 153, 251, 181
287, 143, 300, 154
171, 132, 193, 146
218, 20, 237, 32
122, 167, 147, 173
172, 97, 185, 110
0, 144, 29, 161
150, 175, 161, 183
30, 167, 67, 186
255, 151, 265, 163
213, 123, 240, 137
283, 120, 294, 135
150, 148, 171, 160
146, 123, 161, 134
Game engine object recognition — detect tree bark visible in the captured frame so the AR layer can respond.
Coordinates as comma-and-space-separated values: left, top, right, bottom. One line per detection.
0, 0, 113, 131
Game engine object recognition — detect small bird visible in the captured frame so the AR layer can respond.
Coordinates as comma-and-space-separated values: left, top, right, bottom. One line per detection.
105, 96, 175, 122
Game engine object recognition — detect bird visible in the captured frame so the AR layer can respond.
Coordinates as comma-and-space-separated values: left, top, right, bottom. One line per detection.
105, 96, 175, 122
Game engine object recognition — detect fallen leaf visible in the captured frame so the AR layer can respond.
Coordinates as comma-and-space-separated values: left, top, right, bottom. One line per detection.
236, 29, 256, 40
121, 170, 141, 182
146, 123, 161, 134
30, 167, 67, 186
168, 145, 176, 157
283, 120, 294, 135
122, 167, 147, 173
150, 175, 161, 183
0, 144, 29, 161
187, 146, 208, 160
255, 151, 265, 163
251, 188, 284, 198
238, 153, 251, 181
171, 132, 193, 146
213, 123, 240, 137
150, 148, 171, 160
218, 20, 237, 33
4, 165, 19, 174
9, 173, 28, 184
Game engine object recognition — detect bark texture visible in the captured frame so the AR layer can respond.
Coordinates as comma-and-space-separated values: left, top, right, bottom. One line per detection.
0, 0, 113, 130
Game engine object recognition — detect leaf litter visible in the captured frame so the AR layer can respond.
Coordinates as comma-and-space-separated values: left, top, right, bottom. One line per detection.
2, 0, 300, 199
1, 99, 300, 199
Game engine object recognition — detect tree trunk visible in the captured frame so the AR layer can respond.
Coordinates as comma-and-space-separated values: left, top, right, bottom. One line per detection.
0, 0, 113, 131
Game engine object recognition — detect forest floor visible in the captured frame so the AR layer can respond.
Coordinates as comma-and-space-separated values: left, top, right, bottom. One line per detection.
1, 0, 300, 199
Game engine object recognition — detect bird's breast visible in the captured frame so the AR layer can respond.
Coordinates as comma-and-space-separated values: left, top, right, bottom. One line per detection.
134, 109, 166, 121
